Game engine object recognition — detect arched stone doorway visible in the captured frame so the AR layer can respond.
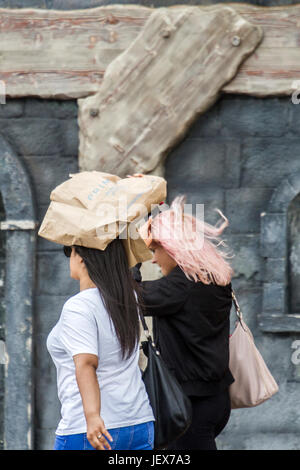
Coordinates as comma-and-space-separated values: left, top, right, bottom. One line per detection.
259, 171, 300, 333
0, 137, 37, 449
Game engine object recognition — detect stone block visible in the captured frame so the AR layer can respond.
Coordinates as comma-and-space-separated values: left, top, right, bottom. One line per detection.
262, 282, 286, 313
165, 138, 225, 189
228, 234, 262, 282
166, 184, 225, 227
50, 0, 102, 8
223, 140, 241, 189
287, 92, 300, 135
225, 188, 273, 233
37, 251, 78, 296
23, 156, 78, 206
60, 119, 79, 156
242, 433, 300, 450
166, 138, 242, 192
264, 257, 286, 283
35, 428, 56, 451
24, 98, 78, 119
35, 295, 68, 334
0, 138, 36, 221
260, 213, 287, 258
0, 119, 64, 156
0, 1, 47, 6
218, 432, 300, 450
34, 333, 61, 430
258, 315, 300, 332
0, 99, 24, 118
219, 95, 290, 138
241, 138, 300, 188
268, 177, 298, 213
288, 172, 300, 195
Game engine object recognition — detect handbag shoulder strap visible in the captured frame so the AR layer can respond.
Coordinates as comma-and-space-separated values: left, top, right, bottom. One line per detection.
138, 309, 162, 354
138, 308, 153, 341
231, 288, 243, 321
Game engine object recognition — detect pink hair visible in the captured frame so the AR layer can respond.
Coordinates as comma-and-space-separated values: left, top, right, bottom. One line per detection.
150, 195, 234, 286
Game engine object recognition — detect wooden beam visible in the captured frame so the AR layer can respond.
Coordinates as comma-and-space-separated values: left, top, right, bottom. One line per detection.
223, 4, 300, 96
0, 5, 150, 99
0, 4, 299, 99
78, 6, 262, 176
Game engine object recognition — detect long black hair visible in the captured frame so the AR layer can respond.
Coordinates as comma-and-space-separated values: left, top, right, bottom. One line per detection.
70, 238, 146, 360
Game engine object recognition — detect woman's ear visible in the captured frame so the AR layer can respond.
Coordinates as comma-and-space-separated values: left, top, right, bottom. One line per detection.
72, 247, 81, 261
71, 247, 85, 270
76, 254, 86, 268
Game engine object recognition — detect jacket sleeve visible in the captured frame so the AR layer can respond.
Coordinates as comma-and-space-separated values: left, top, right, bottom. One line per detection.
139, 273, 191, 317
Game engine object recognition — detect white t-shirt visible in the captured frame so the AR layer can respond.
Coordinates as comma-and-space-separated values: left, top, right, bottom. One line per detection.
47, 287, 154, 435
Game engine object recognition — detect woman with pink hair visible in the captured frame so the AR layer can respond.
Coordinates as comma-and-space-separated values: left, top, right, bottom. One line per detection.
132, 186, 235, 450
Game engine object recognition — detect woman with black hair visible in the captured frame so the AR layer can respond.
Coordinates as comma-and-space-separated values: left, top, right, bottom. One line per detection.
47, 239, 155, 451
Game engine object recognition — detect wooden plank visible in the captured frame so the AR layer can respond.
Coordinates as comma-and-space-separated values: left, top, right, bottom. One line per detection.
78, 6, 262, 176
223, 4, 300, 96
0, 4, 299, 98
0, 5, 151, 99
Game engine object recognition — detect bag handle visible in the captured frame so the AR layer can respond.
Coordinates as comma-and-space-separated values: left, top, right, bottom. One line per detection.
139, 309, 153, 341
138, 310, 162, 356
231, 288, 249, 332
231, 289, 243, 321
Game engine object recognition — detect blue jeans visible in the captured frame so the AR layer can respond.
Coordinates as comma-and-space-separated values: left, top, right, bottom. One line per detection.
54, 421, 154, 450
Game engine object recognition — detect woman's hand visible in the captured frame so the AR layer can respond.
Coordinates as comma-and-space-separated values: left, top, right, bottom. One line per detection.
86, 414, 113, 450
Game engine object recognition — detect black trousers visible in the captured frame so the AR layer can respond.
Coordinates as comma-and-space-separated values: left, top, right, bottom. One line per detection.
167, 387, 231, 450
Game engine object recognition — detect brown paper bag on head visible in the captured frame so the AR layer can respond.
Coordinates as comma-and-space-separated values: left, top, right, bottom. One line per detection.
38, 171, 167, 267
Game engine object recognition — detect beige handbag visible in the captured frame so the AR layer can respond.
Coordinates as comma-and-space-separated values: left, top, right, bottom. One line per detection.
229, 290, 279, 409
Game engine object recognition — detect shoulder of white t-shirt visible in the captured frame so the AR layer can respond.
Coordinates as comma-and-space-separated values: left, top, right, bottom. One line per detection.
63, 288, 103, 314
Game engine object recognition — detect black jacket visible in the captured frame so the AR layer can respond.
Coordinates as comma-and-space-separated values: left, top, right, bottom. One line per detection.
133, 264, 234, 397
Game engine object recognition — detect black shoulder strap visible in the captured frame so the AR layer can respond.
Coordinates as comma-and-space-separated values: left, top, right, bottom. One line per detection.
138, 309, 153, 341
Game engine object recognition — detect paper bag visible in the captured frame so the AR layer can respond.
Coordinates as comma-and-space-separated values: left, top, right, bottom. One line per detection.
38, 171, 167, 267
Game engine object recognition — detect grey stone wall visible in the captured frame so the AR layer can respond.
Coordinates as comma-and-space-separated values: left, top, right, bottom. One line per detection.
0, 196, 5, 450
1, 0, 300, 9
0, 0, 299, 10
0, 0, 299, 451
0, 98, 79, 449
